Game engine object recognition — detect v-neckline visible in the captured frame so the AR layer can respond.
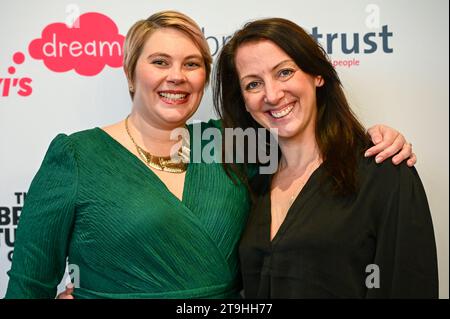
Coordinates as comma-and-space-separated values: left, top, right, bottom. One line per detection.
267, 164, 323, 245
94, 127, 192, 207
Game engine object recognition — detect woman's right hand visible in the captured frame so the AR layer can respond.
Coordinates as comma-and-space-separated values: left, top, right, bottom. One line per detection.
56, 283, 74, 299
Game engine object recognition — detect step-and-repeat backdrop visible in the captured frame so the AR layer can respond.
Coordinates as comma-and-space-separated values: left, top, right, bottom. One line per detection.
0, 0, 448, 298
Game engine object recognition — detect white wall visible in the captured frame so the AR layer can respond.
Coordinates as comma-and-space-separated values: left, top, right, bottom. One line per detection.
0, 0, 448, 298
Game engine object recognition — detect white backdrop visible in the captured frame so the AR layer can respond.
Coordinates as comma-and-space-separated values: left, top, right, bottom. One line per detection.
0, 0, 448, 298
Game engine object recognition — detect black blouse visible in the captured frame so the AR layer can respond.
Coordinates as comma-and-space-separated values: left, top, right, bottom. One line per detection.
239, 157, 438, 298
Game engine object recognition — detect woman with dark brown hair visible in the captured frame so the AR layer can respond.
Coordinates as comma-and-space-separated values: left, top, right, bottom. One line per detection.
214, 18, 438, 298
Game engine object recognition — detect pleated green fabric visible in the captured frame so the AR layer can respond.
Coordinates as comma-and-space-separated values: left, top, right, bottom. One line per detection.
6, 120, 251, 299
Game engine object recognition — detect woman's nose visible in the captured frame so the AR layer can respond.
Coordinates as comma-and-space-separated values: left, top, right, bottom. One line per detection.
166, 66, 187, 85
263, 80, 284, 105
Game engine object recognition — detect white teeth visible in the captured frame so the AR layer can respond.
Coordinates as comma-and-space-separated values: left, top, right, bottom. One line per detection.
159, 92, 187, 100
270, 104, 294, 119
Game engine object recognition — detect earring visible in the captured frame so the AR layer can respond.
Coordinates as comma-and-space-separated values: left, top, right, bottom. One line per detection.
129, 85, 134, 92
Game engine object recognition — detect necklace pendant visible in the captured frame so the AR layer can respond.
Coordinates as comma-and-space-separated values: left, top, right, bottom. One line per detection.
125, 115, 188, 173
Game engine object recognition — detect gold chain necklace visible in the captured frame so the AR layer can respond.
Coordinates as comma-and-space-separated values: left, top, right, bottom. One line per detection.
125, 115, 189, 173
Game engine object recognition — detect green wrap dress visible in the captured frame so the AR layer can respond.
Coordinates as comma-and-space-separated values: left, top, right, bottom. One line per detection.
6, 120, 251, 298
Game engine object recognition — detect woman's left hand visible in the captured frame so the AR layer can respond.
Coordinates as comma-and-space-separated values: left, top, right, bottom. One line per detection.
365, 124, 416, 167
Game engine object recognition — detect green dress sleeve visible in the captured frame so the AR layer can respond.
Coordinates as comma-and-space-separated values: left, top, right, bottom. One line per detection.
5, 134, 77, 298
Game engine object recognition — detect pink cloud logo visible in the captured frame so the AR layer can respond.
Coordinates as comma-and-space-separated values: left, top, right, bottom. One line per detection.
28, 12, 125, 76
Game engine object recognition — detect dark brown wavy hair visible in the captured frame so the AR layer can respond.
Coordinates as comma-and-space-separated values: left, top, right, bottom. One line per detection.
213, 18, 370, 196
